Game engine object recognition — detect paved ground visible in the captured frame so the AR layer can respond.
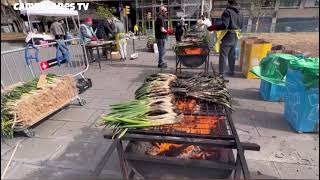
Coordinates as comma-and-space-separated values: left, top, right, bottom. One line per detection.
1, 37, 319, 179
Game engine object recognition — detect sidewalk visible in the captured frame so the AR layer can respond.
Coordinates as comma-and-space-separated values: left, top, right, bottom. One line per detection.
1, 38, 319, 179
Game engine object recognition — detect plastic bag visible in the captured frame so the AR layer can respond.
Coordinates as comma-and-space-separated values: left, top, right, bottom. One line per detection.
288, 57, 319, 89
251, 54, 299, 86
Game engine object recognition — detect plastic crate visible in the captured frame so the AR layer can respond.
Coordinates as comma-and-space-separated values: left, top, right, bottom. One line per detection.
284, 69, 319, 133
260, 79, 285, 102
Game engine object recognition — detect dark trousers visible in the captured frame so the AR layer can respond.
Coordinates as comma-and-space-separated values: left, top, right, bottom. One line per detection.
219, 42, 237, 75
175, 36, 182, 42
156, 39, 166, 65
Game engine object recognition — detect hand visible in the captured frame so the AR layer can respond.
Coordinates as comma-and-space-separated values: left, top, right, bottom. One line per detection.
207, 24, 219, 31
91, 36, 97, 41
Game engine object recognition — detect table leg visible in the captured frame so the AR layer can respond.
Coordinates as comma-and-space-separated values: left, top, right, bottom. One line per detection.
96, 46, 101, 69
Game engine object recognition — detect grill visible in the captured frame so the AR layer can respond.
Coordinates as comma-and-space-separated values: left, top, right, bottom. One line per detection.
95, 76, 260, 179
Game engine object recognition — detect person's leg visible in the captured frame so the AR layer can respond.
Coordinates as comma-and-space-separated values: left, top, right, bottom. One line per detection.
119, 39, 125, 59
219, 44, 231, 75
156, 39, 164, 66
228, 43, 236, 75
124, 40, 127, 59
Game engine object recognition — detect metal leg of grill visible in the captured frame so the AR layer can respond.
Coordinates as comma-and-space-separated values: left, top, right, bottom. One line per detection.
117, 141, 130, 180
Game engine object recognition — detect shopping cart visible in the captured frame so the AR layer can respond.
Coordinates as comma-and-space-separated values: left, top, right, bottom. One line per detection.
1, 38, 91, 136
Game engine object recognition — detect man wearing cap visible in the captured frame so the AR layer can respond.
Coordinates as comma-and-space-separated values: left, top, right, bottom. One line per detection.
155, 5, 169, 68
79, 17, 97, 43
79, 17, 97, 62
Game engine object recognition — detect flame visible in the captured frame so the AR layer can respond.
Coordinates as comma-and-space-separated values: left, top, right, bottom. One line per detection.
154, 143, 183, 154
175, 99, 197, 112
161, 115, 221, 135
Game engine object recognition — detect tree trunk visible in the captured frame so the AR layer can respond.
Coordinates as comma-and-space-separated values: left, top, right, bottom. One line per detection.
255, 16, 260, 33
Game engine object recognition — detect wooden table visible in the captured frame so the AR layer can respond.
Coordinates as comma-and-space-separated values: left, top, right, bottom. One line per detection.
85, 40, 115, 68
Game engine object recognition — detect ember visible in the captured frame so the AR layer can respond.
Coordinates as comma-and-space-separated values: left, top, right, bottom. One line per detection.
144, 142, 223, 160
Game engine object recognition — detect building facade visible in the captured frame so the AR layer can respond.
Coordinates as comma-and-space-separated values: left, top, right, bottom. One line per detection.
212, 0, 319, 33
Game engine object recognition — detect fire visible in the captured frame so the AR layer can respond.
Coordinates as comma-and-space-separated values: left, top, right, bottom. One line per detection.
161, 115, 222, 135
154, 143, 183, 155
175, 99, 197, 112
151, 143, 217, 160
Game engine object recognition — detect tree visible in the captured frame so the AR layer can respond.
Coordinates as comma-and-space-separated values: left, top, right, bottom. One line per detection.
96, 6, 116, 18
249, 0, 275, 32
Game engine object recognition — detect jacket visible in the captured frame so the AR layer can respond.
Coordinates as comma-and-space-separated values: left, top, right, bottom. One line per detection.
208, 5, 243, 45
96, 20, 109, 39
50, 21, 65, 36
79, 24, 95, 43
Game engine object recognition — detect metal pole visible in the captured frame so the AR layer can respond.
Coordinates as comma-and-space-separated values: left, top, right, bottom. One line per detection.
201, 0, 205, 16
65, 17, 70, 32
27, 14, 34, 45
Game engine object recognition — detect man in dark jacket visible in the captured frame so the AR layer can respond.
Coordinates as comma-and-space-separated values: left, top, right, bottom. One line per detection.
207, 0, 243, 77
175, 18, 185, 42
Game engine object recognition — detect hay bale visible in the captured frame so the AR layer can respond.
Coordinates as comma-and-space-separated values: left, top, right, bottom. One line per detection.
7, 75, 77, 129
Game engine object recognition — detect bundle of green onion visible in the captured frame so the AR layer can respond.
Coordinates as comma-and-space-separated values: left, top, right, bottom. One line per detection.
1, 74, 57, 138
101, 73, 182, 139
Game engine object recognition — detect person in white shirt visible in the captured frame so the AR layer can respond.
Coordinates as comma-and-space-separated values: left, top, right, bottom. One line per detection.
202, 15, 212, 27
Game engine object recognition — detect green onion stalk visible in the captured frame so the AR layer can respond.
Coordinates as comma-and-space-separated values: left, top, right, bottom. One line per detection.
102, 73, 181, 139
1, 74, 57, 138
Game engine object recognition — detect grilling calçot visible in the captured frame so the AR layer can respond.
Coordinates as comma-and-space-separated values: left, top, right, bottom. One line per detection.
101, 73, 232, 139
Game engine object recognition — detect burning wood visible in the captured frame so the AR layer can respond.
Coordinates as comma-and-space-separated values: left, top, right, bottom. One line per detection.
154, 115, 223, 135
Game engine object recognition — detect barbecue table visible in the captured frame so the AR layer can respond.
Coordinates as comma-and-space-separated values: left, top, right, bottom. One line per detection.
85, 40, 115, 68
95, 74, 260, 179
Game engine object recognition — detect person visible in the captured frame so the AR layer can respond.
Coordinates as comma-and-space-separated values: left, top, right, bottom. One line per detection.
96, 19, 109, 40
202, 14, 212, 27
106, 18, 115, 39
79, 16, 97, 62
79, 17, 97, 43
155, 5, 169, 68
50, 18, 65, 40
207, 0, 243, 77
134, 24, 139, 36
175, 18, 185, 42
113, 17, 127, 60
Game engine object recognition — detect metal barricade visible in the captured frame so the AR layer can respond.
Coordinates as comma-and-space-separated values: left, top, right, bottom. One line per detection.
1, 38, 89, 88
1, 38, 90, 136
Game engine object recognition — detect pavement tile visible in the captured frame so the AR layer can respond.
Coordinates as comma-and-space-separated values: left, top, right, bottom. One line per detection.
2, 138, 71, 165
247, 159, 281, 179
1, 160, 9, 175
240, 135, 318, 165
32, 120, 66, 138
47, 140, 113, 172
84, 98, 130, 110
49, 107, 99, 123
50, 121, 108, 144
274, 162, 319, 179
1, 137, 27, 157
2, 162, 93, 180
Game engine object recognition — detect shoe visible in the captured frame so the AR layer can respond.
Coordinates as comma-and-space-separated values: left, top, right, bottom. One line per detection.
158, 63, 168, 68
226, 71, 234, 77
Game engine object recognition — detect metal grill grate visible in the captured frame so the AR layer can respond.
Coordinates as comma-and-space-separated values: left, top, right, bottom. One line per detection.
128, 94, 232, 137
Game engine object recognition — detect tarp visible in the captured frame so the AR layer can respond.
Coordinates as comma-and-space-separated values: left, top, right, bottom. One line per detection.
288, 57, 319, 89
20, 0, 78, 16
251, 54, 299, 86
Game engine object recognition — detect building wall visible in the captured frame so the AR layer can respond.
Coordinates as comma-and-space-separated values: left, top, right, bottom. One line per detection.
211, 0, 319, 33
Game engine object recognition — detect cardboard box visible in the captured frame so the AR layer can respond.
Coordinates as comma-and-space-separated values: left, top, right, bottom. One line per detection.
111, 51, 121, 60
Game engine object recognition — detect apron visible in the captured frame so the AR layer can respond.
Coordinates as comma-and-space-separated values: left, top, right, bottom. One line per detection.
214, 29, 240, 54
116, 33, 126, 50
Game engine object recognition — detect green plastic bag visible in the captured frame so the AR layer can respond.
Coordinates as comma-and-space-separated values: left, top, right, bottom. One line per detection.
288, 57, 319, 89
251, 54, 299, 86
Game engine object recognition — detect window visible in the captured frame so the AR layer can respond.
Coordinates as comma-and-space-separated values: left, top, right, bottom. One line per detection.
279, 0, 301, 7
316, 0, 319, 6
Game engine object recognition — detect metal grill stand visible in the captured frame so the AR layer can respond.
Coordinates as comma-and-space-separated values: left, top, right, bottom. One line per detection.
96, 105, 260, 179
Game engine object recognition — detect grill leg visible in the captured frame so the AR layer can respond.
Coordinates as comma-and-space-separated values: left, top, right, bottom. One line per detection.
234, 152, 242, 179
117, 141, 129, 180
